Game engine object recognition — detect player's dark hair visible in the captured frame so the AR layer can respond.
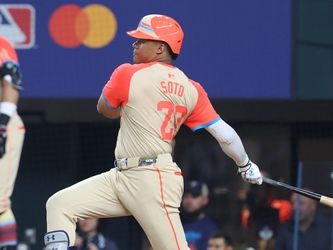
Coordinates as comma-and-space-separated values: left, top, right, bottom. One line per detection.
163, 42, 178, 60
210, 231, 234, 246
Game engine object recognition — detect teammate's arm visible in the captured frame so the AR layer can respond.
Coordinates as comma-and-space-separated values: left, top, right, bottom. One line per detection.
1, 79, 19, 104
0, 61, 22, 158
205, 119, 262, 185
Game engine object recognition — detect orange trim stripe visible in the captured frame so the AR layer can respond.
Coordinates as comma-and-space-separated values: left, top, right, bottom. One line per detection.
18, 125, 25, 130
155, 167, 181, 250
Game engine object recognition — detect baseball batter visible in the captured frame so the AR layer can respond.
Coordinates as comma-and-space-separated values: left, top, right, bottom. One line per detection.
0, 36, 25, 250
44, 14, 262, 250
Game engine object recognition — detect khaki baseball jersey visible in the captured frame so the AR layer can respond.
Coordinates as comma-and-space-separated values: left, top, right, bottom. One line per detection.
102, 62, 220, 159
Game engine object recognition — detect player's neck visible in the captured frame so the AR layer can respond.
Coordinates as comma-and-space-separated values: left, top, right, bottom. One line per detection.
154, 54, 173, 65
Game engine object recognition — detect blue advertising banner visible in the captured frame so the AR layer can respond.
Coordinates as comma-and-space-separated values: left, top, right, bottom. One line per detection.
0, 0, 292, 99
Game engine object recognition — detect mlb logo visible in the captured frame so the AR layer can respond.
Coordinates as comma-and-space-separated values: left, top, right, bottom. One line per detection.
0, 4, 35, 49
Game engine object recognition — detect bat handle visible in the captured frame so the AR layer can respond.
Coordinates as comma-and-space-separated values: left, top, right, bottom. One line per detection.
320, 195, 333, 208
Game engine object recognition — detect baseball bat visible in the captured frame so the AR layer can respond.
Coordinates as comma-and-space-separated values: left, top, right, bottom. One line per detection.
262, 176, 333, 208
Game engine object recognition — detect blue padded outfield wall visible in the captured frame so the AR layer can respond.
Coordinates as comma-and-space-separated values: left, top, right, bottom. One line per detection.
0, 0, 292, 99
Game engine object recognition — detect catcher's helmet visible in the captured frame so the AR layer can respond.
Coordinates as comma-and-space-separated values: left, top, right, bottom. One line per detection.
127, 14, 184, 54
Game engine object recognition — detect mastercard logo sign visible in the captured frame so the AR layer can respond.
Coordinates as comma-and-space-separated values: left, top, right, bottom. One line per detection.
49, 4, 117, 48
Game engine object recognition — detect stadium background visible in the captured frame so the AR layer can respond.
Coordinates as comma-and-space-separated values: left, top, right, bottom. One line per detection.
1, 0, 333, 249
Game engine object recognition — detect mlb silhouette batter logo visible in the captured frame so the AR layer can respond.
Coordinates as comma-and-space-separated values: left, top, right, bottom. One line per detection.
0, 4, 35, 49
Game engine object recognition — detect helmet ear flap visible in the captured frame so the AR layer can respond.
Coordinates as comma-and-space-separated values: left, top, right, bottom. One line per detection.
127, 14, 184, 54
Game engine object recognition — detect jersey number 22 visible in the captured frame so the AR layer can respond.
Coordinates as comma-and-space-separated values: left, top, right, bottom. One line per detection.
157, 101, 187, 141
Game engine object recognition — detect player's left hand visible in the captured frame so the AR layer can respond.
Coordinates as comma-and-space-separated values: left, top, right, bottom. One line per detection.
238, 160, 263, 185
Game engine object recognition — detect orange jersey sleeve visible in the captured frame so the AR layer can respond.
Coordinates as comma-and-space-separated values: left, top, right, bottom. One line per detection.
102, 63, 136, 109
0, 36, 18, 65
184, 80, 220, 131
102, 63, 151, 109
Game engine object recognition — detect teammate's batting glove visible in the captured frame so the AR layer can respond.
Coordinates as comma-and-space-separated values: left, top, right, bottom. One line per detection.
0, 61, 23, 90
0, 113, 10, 158
238, 160, 263, 185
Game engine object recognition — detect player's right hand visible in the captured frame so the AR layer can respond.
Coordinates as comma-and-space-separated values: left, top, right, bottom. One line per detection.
238, 160, 263, 185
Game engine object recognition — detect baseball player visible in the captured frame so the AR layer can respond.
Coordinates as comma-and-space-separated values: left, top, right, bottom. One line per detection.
0, 36, 25, 250
44, 14, 263, 250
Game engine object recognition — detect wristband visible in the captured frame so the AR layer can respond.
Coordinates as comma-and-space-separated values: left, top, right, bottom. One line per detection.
238, 159, 251, 173
239, 159, 251, 169
237, 154, 250, 167
0, 102, 17, 117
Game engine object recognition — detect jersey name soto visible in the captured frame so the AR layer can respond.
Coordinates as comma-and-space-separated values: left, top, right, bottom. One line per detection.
160, 80, 184, 97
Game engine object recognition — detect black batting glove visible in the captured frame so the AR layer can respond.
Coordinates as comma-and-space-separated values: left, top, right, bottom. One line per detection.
0, 113, 10, 158
0, 61, 23, 90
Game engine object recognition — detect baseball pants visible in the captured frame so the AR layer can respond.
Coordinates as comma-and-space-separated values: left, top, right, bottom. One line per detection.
0, 114, 25, 248
0, 114, 25, 212
46, 154, 190, 250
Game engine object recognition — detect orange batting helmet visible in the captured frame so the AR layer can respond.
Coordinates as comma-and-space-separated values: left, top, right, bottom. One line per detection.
127, 14, 184, 54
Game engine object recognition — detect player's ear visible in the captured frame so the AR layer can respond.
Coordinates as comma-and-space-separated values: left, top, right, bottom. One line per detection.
156, 42, 166, 54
